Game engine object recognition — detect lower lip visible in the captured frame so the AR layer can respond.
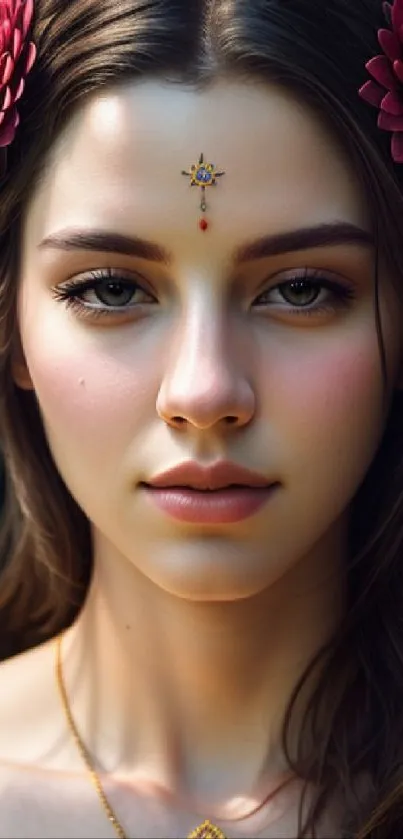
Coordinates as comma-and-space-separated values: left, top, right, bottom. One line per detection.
142, 485, 277, 524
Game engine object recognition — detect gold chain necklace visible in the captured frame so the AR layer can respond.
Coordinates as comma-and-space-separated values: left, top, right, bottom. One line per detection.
54, 633, 226, 839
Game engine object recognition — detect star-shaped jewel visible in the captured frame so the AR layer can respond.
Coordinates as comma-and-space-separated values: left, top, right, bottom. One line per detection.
182, 153, 225, 212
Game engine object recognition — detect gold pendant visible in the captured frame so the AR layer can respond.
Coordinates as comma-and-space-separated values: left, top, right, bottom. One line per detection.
181, 152, 225, 232
187, 819, 227, 839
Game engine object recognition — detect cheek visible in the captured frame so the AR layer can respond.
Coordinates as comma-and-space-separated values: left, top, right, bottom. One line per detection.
20, 320, 159, 455
263, 334, 385, 491
285, 350, 381, 432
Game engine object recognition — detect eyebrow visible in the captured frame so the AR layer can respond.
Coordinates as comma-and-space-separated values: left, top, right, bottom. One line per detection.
39, 221, 373, 265
39, 229, 172, 264
234, 222, 374, 262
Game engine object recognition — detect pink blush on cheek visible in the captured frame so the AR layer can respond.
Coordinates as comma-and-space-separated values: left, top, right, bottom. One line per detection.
271, 342, 385, 455
26, 349, 157, 442
28, 348, 158, 511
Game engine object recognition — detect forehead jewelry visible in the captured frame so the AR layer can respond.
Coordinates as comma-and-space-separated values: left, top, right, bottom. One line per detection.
182, 152, 225, 231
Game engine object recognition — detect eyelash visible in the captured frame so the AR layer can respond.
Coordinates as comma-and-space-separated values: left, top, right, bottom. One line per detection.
253, 268, 356, 316
51, 267, 356, 322
51, 269, 155, 320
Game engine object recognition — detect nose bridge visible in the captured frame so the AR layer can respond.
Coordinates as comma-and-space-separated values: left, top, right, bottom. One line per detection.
179, 297, 229, 382
156, 294, 255, 429
168, 296, 236, 398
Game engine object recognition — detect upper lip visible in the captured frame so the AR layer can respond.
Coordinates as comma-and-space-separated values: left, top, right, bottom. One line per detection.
144, 461, 271, 491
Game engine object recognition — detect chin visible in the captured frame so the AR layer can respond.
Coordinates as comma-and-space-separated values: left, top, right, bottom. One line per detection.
129, 539, 297, 603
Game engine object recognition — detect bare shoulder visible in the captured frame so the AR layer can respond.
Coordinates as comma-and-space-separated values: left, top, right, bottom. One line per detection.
0, 639, 112, 837
0, 759, 111, 838
0, 637, 60, 766
0, 635, 54, 687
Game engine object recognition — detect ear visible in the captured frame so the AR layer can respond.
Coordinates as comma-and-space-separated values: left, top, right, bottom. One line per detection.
11, 334, 34, 391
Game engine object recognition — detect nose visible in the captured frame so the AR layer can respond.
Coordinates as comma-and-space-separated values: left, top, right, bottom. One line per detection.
156, 306, 255, 431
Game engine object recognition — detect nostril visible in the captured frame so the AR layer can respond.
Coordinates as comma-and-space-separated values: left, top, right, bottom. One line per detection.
225, 416, 239, 425
172, 416, 186, 425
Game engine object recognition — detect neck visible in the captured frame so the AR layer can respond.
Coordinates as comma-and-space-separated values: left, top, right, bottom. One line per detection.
61, 527, 345, 818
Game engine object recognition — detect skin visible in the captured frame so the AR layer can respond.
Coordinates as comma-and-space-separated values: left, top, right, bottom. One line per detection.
0, 78, 402, 837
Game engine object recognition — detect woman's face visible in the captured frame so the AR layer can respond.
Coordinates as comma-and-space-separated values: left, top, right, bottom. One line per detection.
16, 79, 403, 600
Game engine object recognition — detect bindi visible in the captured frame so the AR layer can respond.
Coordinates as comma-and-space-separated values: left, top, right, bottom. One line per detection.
181, 152, 225, 232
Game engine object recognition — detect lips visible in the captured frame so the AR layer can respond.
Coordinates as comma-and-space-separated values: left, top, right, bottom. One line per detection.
144, 460, 271, 492
140, 461, 278, 525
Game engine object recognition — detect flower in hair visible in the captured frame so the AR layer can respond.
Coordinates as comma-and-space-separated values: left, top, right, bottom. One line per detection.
359, 0, 403, 163
0, 0, 36, 150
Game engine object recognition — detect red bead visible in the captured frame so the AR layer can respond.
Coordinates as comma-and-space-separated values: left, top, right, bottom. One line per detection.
199, 218, 208, 231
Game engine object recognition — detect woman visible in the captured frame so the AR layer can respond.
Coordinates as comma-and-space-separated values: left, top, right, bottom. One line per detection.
0, 0, 403, 836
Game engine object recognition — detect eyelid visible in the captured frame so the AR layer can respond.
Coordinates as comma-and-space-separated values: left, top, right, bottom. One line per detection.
51, 268, 159, 308
50, 267, 158, 323
55, 266, 154, 292
256, 266, 357, 293
252, 267, 356, 317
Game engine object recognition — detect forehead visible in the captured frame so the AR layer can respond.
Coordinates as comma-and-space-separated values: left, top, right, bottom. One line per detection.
25, 79, 368, 253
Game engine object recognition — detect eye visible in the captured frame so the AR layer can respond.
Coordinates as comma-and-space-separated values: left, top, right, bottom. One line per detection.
275, 279, 322, 307
253, 271, 355, 316
51, 269, 157, 319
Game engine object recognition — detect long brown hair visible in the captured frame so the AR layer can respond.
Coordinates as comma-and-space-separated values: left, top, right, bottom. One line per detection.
1, 1, 403, 836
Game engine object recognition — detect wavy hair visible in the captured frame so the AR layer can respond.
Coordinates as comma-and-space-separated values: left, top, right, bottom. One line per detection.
1, 1, 403, 836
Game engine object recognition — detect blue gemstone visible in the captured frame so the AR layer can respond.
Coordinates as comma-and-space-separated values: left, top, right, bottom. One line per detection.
196, 167, 213, 183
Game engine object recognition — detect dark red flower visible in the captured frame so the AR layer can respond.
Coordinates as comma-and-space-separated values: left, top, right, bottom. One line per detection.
359, 0, 403, 162
0, 0, 36, 149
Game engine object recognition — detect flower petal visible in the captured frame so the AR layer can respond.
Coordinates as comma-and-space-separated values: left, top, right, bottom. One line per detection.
24, 40, 35, 73
1, 18, 11, 50
14, 75, 23, 102
12, 26, 21, 62
0, 52, 10, 85
359, 80, 385, 107
392, 0, 403, 33
10, 2, 21, 31
1, 85, 12, 110
381, 90, 403, 113
0, 107, 18, 147
22, 0, 34, 37
378, 109, 403, 129
393, 57, 403, 82
391, 129, 403, 161
378, 28, 402, 61
3, 53, 13, 85
0, 0, 36, 157
366, 55, 397, 90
